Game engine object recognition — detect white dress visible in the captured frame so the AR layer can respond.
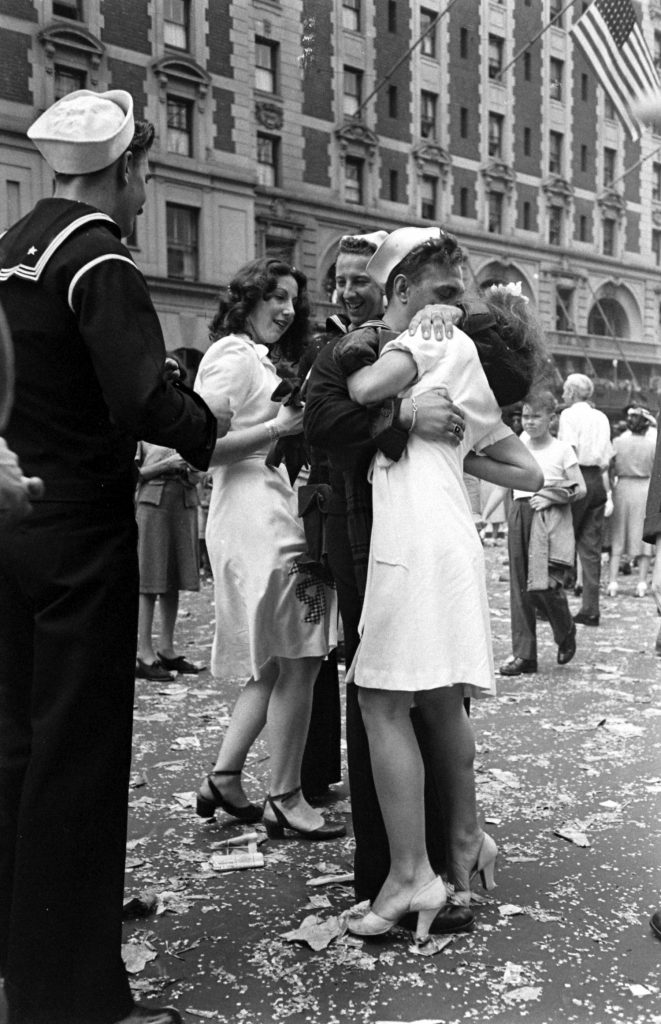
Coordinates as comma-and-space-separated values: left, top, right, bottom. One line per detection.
195, 333, 336, 680
352, 327, 512, 697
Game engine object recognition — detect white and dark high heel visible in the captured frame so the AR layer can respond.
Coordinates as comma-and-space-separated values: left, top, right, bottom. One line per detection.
347, 876, 447, 944
452, 833, 498, 907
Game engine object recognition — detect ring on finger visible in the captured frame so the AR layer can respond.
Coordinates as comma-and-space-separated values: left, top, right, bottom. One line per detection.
453, 423, 462, 436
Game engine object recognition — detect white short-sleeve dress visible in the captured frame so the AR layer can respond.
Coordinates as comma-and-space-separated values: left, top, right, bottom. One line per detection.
195, 333, 336, 680
352, 326, 512, 697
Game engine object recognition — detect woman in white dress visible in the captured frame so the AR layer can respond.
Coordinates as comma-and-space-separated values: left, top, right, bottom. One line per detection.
194, 257, 343, 841
334, 232, 544, 942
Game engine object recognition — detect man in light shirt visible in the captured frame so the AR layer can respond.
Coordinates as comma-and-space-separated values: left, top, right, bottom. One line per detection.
558, 373, 614, 626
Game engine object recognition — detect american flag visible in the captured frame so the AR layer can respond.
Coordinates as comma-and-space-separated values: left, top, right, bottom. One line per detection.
571, 0, 660, 139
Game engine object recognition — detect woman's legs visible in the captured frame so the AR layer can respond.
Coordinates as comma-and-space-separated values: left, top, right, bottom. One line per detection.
415, 686, 483, 894
264, 656, 327, 830
137, 593, 158, 663
201, 663, 278, 806
357, 687, 436, 917
156, 589, 179, 659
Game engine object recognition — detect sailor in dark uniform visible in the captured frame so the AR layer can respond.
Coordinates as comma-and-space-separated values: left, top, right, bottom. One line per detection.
0, 89, 228, 1024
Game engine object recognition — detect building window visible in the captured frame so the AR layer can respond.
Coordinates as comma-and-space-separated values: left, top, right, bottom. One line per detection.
603, 147, 616, 187
342, 0, 360, 31
460, 27, 468, 59
256, 39, 278, 93
420, 175, 437, 220
167, 96, 193, 155
550, 58, 563, 100
460, 107, 468, 138
166, 203, 199, 280
388, 85, 398, 118
550, 0, 563, 27
389, 169, 399, 202
6, 181, 21, 229
257, 134, 279, 187
488, 191, 503, 233
53, 0, 82, 18
556, 287, 573, 331
54, 64, 86, 100
421, 91, 437, 139
523, 127, 531, 156
580, 144, 588, 173
522, 200, 531, 230
345, 157, 364, 204
604, 93, 616, 120
388, 0, 397, 32
653, 162, 661, 201
549, 130, 563, 174
603, 217, 616, 256
488, 35, 504, 79
653, 230, 661, 266
549, 206, 563, 246
581, 73, 589, 101
579, 214, 588, 241
421, 8, 437, 58
164, 0, 189, 50
655, 31, 661, 72
524, 51, 531, 81
460, 187, 469, 216
488, 113, 503, 158
343, 66, 362, 117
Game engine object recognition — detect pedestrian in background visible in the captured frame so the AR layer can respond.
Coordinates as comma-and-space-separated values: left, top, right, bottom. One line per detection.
494, 390, 586, 677
135, 439, 203, 681
558, 373, 614, 627
0, 89, 222, 1024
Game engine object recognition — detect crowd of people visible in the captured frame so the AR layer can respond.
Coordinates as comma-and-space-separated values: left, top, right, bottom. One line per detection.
1, 88, 660, 1024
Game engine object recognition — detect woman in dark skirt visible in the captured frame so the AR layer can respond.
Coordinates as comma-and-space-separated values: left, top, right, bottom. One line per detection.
135, 439, 203, 680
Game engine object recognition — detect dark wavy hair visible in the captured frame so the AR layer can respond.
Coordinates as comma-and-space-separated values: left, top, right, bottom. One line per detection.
337, 235, 381, 259
127, 118, 155, 157
384, 233, 466, 300
469, 287, 547, 407
208, 257, 310, 363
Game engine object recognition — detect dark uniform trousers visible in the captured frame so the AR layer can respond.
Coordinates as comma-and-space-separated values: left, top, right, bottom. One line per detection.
0, 499, 139, 1024
325, 510, 448, 901
507, 498, 574, 661
571, 465, 607, 618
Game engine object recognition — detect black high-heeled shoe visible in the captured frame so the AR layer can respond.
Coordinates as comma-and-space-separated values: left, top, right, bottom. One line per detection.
263, 785, 346, 841
196, 769, 262, 823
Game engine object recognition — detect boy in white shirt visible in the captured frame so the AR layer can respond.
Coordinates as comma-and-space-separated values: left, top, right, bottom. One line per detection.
484, 390, 586, 675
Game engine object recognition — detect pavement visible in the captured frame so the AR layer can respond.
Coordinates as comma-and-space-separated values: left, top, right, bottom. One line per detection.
3, 544, 661, 1024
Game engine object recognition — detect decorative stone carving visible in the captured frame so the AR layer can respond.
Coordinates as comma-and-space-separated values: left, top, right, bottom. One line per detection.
597, 188, 626, 216
256, 102, 283, 131
480, 160, 515, 193
335, 120, 379, 166
38, 22, 105, 85
413, 142, 451, 179
151, 54, 210, 111
542, 174, 574, 206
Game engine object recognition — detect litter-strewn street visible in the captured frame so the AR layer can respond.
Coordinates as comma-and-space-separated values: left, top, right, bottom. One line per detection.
89, 544, 661, 1024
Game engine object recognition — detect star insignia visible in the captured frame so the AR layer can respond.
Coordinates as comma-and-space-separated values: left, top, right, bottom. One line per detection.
27, 246, 38, 256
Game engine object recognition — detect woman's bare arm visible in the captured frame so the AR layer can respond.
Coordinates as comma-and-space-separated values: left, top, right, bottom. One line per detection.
347, 350, 418, 405
464, 435, 543, 492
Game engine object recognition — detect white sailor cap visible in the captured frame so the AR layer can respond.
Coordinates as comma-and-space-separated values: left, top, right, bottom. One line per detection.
27, 89, 134, 174
366, 226, 444, 288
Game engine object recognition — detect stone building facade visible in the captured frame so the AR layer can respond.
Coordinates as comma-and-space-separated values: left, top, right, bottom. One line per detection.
1, 0, 661, 397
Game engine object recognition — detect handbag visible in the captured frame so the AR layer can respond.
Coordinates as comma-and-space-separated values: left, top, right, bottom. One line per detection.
297, 482, 334, 583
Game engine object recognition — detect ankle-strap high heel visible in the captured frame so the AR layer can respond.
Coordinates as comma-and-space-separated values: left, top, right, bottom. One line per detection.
196, 769, 262, 823
347, 876, 447, 944
452, 833, 498, 906
263, 785, 346, 841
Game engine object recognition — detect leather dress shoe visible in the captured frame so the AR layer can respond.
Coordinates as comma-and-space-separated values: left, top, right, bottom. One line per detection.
650, 910, 661, 939
557, 624, 577, 665
573, 612, 599, 626
114, 1005, 182, 1023
400, 903, 474, 934
499, 656, 537, 676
